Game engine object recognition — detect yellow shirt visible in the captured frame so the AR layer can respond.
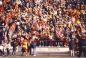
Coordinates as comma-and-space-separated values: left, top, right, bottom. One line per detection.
22, 40, 28, 49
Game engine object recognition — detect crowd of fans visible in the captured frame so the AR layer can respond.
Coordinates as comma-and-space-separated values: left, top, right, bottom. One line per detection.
0, 0, 86, 57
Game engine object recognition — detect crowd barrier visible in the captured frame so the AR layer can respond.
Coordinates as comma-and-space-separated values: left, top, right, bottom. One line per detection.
35, 46, 70, 56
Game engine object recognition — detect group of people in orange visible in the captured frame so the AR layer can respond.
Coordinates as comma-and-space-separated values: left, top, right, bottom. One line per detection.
0, 0, 85, 57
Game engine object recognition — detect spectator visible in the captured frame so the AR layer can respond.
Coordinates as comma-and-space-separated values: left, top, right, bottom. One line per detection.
78, 34, 86, 57
29, 38, 36, 56
0, 0, 85, 57
11, 39, 17, 55
21, 36, 28, 56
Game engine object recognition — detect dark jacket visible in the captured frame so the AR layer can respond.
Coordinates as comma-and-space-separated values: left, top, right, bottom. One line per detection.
79, 39, 86, 46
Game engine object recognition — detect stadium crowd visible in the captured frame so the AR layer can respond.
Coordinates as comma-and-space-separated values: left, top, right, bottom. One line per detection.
0, 0, 86, 57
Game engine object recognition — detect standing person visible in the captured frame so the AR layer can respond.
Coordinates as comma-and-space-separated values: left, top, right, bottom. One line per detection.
68, 31, 76, 56
30, 34, 38, 56
6, 41, 11, 56
2, 41, 11, 56
30, 35, 38, 56
29, 39, 36, 56
2, 41, 7, 56
11, 39, 17, 55
69, 38, 76, 56
78, 34, 86, 57
21, 36, 28, 56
